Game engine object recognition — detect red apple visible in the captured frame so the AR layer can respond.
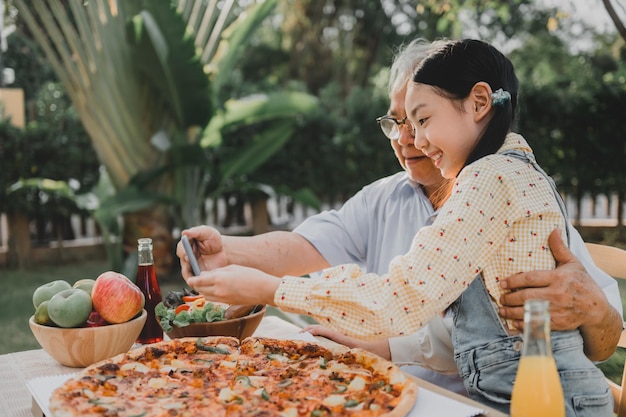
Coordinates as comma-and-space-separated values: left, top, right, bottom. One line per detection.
92, 271, 145, 324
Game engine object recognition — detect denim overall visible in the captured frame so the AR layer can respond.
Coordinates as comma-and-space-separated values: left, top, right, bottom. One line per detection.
451, 150, 613, 416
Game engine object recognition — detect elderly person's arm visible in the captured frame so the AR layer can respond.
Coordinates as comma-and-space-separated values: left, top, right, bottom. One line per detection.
177, 226, 329, 279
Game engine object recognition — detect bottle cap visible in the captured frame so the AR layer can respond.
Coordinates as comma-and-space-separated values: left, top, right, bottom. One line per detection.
138, 238, 153, 249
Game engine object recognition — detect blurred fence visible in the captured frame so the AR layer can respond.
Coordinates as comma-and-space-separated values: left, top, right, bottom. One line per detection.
0, 193, 624, 267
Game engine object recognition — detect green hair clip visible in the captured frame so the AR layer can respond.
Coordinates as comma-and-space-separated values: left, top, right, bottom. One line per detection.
491, 88, 511, 107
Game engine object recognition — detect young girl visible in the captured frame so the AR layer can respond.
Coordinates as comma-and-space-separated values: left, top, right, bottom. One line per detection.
185, 39, 612, 416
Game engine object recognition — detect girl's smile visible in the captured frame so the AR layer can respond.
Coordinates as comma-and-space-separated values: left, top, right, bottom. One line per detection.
405, 83, 489, 179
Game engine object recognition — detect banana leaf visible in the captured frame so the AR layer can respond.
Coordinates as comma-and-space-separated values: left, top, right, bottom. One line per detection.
219, 119, 294, 179
210, 0, 279, 93
128, 4, 213, 130
274, 186, 321, 211
7, 178, 75, 199
201, 91, 319, 147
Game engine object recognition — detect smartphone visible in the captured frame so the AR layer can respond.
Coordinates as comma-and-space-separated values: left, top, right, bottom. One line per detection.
181, 235, 201, 276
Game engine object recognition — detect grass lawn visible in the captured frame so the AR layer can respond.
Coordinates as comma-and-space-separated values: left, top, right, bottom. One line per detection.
1, 258, 624, 385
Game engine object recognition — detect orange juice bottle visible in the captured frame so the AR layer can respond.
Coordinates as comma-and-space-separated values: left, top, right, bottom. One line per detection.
510, 299, 565, 417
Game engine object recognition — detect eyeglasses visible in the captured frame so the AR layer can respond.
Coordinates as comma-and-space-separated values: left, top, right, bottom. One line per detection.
376, 115, 414, 140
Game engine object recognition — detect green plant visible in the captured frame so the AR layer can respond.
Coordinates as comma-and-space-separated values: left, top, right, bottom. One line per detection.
15, 0, 319, 271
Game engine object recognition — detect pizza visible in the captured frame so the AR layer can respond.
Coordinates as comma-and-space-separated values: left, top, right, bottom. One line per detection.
49, 336, 418, 417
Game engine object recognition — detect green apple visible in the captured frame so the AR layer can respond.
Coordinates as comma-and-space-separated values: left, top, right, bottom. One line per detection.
47, 289, 93, 328
72, 278, 96, 296
34, 300, 55, 326
32, 280, 72, 309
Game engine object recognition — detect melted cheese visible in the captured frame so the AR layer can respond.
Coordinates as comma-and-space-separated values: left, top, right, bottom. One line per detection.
389, 370, 407, 385
322, 394, 346, 407
347, 376, 366, 391
148, 378, 167, 389
119, 362, 149, 373
218, 387, 237, 402
220, 360, 237, 369
279, 407, 298, 417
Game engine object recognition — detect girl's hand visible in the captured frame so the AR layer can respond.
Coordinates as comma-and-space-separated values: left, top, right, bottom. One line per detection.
303, 324, 392, 360
186, 265, 280, 307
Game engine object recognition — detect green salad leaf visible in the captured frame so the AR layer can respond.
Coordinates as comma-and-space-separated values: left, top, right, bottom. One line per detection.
155, 300, 227, 332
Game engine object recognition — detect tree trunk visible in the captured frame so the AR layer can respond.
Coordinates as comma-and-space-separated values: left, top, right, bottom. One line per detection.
7, 211, 31, 269
617, 190, 625, 229
251, 197, 271, 235
53, 215, 66, 264
591, 195, 596, 217
575, 188, 583, 226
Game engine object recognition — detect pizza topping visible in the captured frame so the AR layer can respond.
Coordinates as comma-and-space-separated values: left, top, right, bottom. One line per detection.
247, 375, 268, 385
120, 362, 150, 373
147, 377, 167, 389
91, 373, 115, 382
162, 402, 184, 410
348, 375, 367, 391
318, 356, 328, 369
389, 370, 408, 385
251, 387, 271, 401
273, 378, 292, 389
235, 375, 253, 388
344, 399, 360, 408
323, 394, 347, 407
195, 339, 231, 354
266, 353, 290, 362
276, 408, 296, 417
220, 359, 238, 369
218, 387, 239, 403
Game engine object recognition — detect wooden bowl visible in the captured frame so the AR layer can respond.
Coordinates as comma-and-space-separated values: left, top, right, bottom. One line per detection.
29, 310, 147, 368
166, 305, 266, 340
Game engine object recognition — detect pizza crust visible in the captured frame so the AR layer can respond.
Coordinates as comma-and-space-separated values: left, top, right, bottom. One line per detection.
351, 347, 419, 417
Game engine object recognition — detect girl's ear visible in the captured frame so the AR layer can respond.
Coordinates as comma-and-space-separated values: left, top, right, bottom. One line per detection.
469, 82, 492, 122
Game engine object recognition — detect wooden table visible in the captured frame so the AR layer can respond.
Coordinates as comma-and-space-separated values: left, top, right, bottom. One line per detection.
0, 315, 506, 417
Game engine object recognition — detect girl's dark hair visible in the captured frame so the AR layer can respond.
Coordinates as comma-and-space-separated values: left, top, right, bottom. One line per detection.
412, 39, 519, 169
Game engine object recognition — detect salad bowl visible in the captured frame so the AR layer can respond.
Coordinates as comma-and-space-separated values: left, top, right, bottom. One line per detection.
165, 305, 266, 340
156, 290, 266, 340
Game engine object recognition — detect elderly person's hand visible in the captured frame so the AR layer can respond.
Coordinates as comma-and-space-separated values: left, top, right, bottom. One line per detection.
499, 228, 621, 361
176, 226, 228, 279
499, 229, 606, 330
185, 265, 279, 307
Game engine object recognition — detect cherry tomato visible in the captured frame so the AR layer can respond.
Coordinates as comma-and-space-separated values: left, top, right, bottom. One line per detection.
175, 304, 191, 314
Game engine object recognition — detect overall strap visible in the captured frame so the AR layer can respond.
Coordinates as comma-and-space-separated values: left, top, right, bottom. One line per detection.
500, 149, 570, 246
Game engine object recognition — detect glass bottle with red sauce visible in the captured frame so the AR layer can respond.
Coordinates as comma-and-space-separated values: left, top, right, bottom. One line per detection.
135, 238, 163, 344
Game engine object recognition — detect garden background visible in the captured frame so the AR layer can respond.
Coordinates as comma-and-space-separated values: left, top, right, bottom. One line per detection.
1, 0, 626, 383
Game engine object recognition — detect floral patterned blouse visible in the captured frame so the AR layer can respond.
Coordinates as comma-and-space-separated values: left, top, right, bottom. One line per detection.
275, 133, 566, 340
